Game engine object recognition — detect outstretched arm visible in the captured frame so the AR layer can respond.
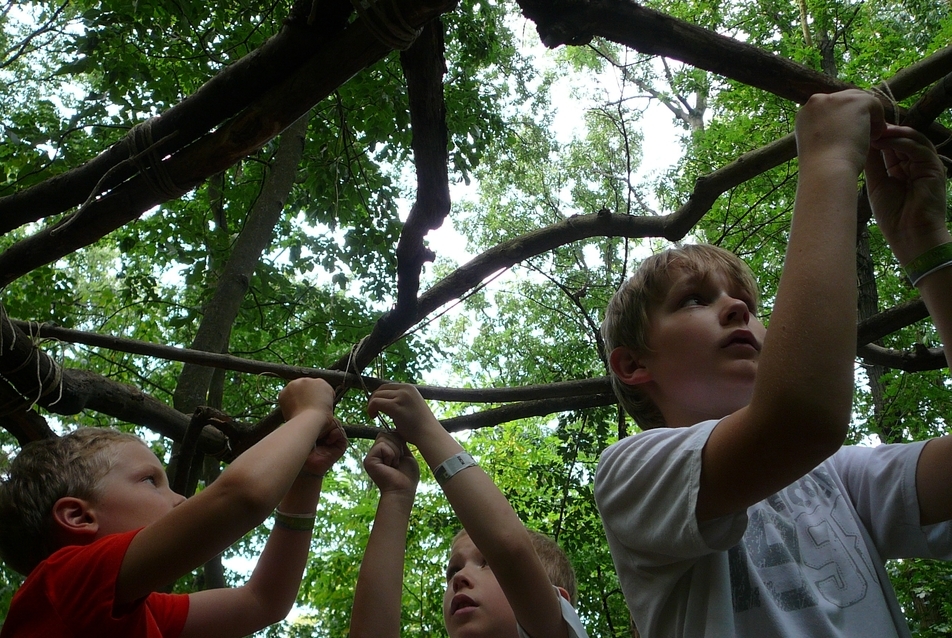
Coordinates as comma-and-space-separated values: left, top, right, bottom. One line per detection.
866, 124, 952, 526
368, 384, 569, 638
118, 378, 342, 636
698, 90, 885, 521
182, 424, 348, 638
350, 433, 420, 638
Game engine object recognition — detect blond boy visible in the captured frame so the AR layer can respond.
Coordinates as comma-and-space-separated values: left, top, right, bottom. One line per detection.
0, 377, 346, 638
594, 89, 952, 637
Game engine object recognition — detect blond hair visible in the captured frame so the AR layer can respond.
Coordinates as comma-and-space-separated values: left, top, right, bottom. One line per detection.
450, 528, 580, 606
602, 243, 759, 429
0, 427, 143, 575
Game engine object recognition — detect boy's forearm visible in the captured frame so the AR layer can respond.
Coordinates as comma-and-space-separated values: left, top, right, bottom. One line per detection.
215, 410, 333, 525
438, 462, 568, 637
233, 517, 319, 629
914, 243, 952, 363
350, 491, 415, 638
181, 500, 323, 637
278, 472, 324, 514
753, 163, 858, 436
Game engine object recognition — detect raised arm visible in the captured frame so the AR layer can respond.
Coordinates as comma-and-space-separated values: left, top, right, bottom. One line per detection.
697, 90, 886, 521
118, 377, 341, 634
368, 384, 569, 638
865, 123, 952, 526
350, 432, 420, 638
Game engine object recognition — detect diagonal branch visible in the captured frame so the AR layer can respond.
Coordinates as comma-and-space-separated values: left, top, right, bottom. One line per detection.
0, 0, 354, 233
0, 0, 459, 287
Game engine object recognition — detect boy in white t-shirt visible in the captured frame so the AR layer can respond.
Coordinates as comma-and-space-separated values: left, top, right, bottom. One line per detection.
595, 89, 952, 637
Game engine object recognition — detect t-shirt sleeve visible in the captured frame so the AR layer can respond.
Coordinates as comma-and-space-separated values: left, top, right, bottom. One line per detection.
595, 420, 749, 565
46, 529, 190, 637
831, 442, 952, 560
515, 587, 589, 638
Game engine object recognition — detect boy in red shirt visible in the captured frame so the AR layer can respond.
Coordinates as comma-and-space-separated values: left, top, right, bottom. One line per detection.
0, 377, 346, 638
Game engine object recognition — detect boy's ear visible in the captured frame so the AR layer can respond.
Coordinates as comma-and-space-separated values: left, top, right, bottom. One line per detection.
52, 496, 99, 541
556, 586, 572, 603
609, 346, 651, 386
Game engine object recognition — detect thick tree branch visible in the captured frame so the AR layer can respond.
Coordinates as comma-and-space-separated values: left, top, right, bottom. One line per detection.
858, 344, 947, 372
392, 19, 451, 316
0, 0, 459, 287
333, 210, 668, 372
0, 0, 354, 233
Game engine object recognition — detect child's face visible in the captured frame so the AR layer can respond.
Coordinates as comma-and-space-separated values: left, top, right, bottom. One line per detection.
443, 533, 519, 638
639, 267, 766, 426
89, 441, 186, 537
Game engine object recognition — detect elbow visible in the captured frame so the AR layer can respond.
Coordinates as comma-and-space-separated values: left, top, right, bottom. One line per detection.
488, 527, 538, 575
800, 423, 847, 466
797, 414, 850, 463
751, 396, 850, 462
803, 400, 852, 454
263, 603, 295, 628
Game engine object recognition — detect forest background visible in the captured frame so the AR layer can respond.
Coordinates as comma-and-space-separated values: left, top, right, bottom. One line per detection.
1, 0, 951, 636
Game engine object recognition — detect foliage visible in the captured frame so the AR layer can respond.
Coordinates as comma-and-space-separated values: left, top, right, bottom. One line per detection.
2, 0, 952, 634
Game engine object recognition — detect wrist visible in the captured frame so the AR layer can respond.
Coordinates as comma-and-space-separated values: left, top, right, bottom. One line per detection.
431, 451, 478, 487
414, 421, 462, 464
273, 509, 316, 532
892, 229, 952, 267
379, 487, 417, 506
904, 241, 952, 287
279, 485, 321, 514
797, 151, 865, 180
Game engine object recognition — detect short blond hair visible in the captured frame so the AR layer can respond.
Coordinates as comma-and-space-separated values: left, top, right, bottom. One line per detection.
0, 427, 143, 575
450, 528, 580, 606
602, 243, 759, 429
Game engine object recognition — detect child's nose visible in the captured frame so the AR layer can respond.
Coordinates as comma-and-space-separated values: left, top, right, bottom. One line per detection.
451, 568, 473, 591
720, 296, 750, 325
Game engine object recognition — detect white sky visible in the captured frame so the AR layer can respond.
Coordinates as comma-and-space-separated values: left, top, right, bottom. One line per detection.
425, 35, 686, 263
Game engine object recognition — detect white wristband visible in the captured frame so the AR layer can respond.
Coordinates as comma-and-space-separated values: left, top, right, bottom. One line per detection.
432, 452, 478, 487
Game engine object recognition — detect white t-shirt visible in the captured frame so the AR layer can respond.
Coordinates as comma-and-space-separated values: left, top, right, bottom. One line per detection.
594, 420, 952, 638
516, 587, 589, 638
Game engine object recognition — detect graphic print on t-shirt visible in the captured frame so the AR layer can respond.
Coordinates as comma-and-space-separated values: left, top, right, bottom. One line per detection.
729, 468, 876, 614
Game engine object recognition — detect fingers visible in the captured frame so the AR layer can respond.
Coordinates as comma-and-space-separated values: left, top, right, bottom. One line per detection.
318, 425, 348, 449
867, 126, 945, 185
363, 431, 419, 491
366, 432, 402, 468
871, 129, 936, 159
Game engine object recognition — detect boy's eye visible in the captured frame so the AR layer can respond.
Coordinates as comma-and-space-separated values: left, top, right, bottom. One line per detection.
446, 566, 459, 581
680, 294, 704, 307
143, 475, 157, 485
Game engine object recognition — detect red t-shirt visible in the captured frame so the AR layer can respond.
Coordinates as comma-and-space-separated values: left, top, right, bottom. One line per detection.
1, 529, 189, 638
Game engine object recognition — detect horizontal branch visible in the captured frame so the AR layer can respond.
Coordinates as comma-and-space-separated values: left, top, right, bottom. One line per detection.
440, 393, 618, 433
856, 298, 929, 346
12, 320, 611, 402
262, 392, 621, 448
857, 344, 947, 372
